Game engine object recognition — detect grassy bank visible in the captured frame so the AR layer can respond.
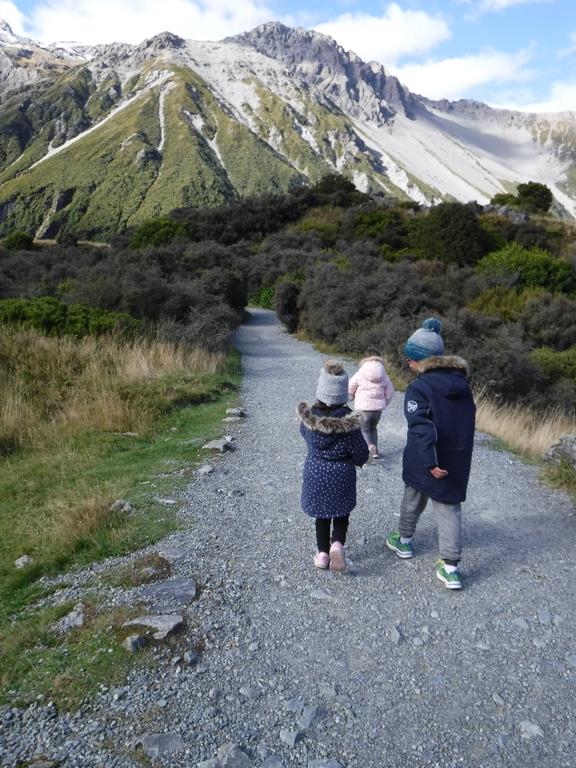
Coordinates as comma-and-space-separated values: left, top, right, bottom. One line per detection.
0, 328, 241, 707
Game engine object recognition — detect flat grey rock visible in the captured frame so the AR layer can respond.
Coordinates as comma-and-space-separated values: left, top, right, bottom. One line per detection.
156, 546, 189, 562
202, 437, 236, 452
123, 614, 183, 640
215, 742, 252, 767
53, 602, 84, 635
139, 577, 197, 607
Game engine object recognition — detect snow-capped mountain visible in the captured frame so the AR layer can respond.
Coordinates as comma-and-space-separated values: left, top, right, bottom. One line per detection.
0, 20, 574, 239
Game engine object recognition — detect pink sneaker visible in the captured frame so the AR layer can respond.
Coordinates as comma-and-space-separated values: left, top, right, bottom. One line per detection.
314, 551, 330, 570
329, 541, 346, 572
369, 445, 380, 459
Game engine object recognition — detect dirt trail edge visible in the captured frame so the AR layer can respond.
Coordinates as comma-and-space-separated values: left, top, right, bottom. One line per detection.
2, 308, 575, 768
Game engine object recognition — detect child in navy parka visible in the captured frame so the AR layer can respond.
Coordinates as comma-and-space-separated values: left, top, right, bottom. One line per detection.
386, 318, 476, 590
297, 360, 369, 572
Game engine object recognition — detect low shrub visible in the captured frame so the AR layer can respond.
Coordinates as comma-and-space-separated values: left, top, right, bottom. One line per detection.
468, 286, 546, 321
530, 347, 576, 385
476, 243, 576, 293
2, 231, 35, 251
0, 297, 140, 337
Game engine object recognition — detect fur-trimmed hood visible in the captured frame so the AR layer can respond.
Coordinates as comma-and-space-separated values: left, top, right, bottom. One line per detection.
296, 402, 361, 434
359, 355, 385, 367
412, 355, 469, 376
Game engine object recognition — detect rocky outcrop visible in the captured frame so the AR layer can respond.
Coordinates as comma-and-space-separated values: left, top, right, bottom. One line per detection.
230, 22, 415, 125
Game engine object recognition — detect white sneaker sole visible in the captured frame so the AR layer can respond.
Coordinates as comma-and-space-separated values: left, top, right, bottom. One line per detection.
436, 570, 462, 589
386, 540, 413, 559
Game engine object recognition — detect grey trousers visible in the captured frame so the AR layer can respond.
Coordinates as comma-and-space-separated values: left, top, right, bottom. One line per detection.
359, 410, 382, 447
399, 485, 462, 562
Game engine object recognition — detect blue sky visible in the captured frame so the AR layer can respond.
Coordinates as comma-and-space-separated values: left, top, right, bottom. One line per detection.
1, 0, 575, 112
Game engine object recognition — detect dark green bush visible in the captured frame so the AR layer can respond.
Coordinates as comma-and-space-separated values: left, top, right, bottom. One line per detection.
131, 217, 188, 248
468, 286, 546, 321
476, 243, 576, 293
0, 296, 140, 337
530, 347, 576, 384
408, 202, 491, 265
519, 293, 576, 352
275, 280, 300, 333
2, 231, 35, 251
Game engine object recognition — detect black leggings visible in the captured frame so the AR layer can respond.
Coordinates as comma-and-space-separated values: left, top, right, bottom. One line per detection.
315, 516, 350, 553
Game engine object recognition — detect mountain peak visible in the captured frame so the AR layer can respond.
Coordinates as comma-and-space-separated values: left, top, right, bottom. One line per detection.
0, 18, 18, 41
139, 31, 186, 52
229, 21, 414, 124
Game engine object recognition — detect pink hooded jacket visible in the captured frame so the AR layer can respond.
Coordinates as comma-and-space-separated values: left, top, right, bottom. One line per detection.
348, 356, 395, 412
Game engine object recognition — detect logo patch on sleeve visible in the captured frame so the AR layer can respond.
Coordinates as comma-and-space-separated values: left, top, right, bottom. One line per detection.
407, 400, 418, 413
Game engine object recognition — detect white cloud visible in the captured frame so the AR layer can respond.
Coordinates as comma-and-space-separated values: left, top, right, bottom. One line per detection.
559, 31, 576, 57
478, 0, 551, 10
24, 0, 275, 45
0, 1, 27, 34
314, 2, 451, 65
494, 81, 576, 112
390, 47, 533, 100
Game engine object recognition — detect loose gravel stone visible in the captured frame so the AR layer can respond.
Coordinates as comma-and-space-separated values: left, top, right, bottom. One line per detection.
140, 732, 185, 757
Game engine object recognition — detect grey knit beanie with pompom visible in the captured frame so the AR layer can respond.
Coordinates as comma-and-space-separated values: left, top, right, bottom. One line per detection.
315, 360, 349, 405
404, 318, 445, 361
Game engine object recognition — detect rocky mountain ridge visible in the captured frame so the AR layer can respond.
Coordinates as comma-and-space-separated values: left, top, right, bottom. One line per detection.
0, 19, 575, 238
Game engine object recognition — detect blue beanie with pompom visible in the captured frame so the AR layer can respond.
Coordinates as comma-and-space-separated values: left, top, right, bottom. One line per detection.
404, 318, 444, 361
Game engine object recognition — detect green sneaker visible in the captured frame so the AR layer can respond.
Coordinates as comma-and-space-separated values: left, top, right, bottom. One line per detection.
436, 559, 462, 590
386, 531, 414, 559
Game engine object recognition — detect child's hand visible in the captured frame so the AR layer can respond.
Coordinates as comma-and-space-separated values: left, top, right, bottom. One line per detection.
430, 466, 448, 479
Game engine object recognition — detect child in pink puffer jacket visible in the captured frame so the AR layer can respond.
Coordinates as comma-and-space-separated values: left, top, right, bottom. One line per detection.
348, 349, 395, 459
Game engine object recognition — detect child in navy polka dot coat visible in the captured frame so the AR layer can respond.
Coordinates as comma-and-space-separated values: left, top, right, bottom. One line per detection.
297, 360, 369, 572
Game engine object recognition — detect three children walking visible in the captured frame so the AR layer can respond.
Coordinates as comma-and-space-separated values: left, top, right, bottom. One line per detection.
296, 317, 476, 588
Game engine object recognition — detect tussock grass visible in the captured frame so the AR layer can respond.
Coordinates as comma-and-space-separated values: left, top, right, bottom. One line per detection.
0, 328, 225, 454
475, 389, 575, 460
0, 328, 240, 707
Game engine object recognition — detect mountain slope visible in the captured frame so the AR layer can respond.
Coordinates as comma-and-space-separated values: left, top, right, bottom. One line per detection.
0, 20, 575, 238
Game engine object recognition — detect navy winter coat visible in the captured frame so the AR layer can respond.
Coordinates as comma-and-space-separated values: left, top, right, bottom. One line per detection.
402, 356, 476, 504
297, 402, 369, 518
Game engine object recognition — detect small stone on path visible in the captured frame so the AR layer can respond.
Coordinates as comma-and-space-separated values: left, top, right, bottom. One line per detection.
140, 732, 185, 757
310, 589, 332, 601
285, 697, 305, 713
512, 617, 529, 630
519, 720, 544, 739
280, 729, 302, 748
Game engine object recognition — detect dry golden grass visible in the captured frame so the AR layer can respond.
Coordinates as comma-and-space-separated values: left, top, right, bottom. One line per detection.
475, 389, 575, 459
0, 328, 225, 453
22, 491, 114, 556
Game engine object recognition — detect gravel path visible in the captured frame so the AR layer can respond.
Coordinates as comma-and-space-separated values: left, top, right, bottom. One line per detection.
2, 308, 575, 768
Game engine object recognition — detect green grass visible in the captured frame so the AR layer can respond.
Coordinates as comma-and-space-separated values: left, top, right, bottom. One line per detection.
0, 353, 241, 708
